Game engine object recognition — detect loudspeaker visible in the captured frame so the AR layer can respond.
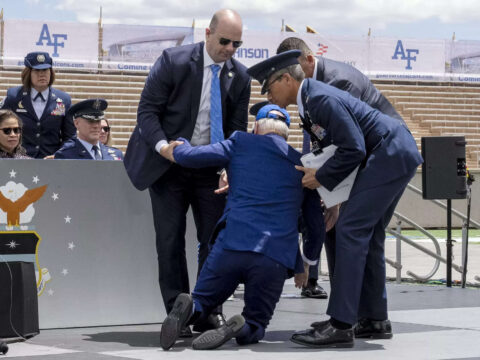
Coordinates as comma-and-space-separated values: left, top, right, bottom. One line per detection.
421, 136, 467, 200
0, 262, 39, 338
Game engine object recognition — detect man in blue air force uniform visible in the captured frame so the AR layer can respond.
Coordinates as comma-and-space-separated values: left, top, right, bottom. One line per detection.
54, 99, 123, 160
247, 50, 423, 348
158, 105, 320, 351
276, 37, 407, 300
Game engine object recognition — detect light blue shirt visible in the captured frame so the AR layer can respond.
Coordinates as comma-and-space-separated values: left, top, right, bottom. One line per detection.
77, 138, 102, 159
30, 88, 49, 120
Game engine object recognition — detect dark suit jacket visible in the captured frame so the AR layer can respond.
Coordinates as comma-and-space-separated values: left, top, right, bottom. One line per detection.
173, 131, 311, 271
124, 42, 251, 190
54, 138, 124, 160
300, 79, 422, 193
2, 86, 75, 158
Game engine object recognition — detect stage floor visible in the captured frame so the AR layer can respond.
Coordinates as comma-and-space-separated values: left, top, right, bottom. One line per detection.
3, 280, 480, 360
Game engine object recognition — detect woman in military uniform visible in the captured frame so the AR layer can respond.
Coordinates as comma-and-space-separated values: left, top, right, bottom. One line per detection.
1, 51, 75, 158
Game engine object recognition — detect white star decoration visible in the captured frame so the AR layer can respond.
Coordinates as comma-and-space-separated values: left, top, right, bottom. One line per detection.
68, 242, 75, 250
32, 176, 40, 184
52, 193, 59, 201
61, 269, 68, 276
64, 215, 71, 223
47, 289, 54, 296
7, 240, 18, 249
9, 169, 16, 178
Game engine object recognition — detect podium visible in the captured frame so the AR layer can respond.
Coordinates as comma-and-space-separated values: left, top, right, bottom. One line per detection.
0, 261, 39, 338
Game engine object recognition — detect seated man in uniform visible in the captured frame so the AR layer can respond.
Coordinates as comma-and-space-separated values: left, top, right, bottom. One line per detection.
247, 51, 422, 348
54, 98, 123, 160
158, 104, 319, 351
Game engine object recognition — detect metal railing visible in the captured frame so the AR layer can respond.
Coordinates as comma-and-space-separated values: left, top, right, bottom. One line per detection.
386, 183, 480, 285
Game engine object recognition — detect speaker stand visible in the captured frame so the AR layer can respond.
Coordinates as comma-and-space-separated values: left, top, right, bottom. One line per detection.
446, 199, 453, 287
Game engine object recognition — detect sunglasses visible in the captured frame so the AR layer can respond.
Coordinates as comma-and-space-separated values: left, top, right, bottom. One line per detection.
219, 37, 243, 48
101, 126, 110, 132
0, 127, 21, 135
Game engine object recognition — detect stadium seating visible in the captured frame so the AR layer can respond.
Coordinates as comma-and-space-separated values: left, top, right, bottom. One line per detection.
1, 67, 479, 168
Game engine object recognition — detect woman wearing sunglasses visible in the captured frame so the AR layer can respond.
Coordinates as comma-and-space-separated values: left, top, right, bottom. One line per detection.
0, 110, 30, 159
0, 52, 75, 159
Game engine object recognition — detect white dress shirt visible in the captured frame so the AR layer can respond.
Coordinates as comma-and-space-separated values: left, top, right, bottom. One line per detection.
155, 46, 225, 153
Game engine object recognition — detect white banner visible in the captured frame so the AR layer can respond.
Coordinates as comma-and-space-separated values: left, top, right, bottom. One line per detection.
4, 20, 98, 69
102, 25, 194, 71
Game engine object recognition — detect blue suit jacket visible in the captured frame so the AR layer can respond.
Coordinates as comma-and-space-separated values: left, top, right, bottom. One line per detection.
300, 79, 423, 192
173, 131, 308, 271
54, 138, 124, 160
124, 41, 251, 190
2, 86, 75, 158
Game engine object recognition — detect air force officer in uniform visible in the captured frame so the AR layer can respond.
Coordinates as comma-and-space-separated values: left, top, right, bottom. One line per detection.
1, 52, 75, 158
247, 51, 423, 348
54, 99, 123, 160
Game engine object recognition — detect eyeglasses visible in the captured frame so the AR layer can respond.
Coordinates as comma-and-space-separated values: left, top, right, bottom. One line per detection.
0, 127, 21, 135
264, 74, 284, 94
101, 126, 110, 132
219, 37, 243, 48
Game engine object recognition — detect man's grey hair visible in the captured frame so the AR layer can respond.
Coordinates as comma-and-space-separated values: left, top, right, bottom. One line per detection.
277, 37, 313, 58
255, 118, 289, 140
269, 64, 305, 83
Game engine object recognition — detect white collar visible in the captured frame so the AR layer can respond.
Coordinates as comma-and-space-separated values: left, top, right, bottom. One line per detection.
296, 79, 306, 117
203, 45, 225, 71
312, 57, 318, 80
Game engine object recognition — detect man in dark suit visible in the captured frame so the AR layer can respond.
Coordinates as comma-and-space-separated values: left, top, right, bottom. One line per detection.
276, 37, 407, 300
248, 50, 422, 348
159, 105, 317, 351
123, 9, 251, 335
54, 99, 123, 160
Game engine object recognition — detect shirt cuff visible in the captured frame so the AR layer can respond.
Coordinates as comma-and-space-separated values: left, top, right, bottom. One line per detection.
155, 140, 169, 154
301, 252, 318, 266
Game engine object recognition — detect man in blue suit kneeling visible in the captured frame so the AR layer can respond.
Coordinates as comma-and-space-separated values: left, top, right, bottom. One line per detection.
159, 104, 318, 351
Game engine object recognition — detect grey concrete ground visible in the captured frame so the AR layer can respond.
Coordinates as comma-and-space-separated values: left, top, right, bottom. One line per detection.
2, 280, 480, 360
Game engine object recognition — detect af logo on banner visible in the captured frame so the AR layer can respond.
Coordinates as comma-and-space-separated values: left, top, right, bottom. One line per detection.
392, 40, 419, 70
36, 24, 68, 57
0, 169, 73, 297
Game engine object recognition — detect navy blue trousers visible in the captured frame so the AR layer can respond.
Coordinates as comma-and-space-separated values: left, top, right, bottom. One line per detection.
192, 238, 288, 345
327, 171, 415, 325
301, 189, 326, 279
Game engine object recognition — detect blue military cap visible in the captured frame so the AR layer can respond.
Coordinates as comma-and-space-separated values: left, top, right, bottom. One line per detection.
255, 103, 291, 127
24, 52, 53, 69
247, 50, 301, 94
68, 99, 108, 121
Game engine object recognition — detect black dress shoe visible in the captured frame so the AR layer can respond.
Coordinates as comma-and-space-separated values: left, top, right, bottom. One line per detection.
291, 322, 354, 348
193, 313, 226, 332
192, 314, 245, 350
160, 293, 193, 350
354, 319, 393, 339
310, 319, 330, 329
301, 281, 328, 299
179, 326, 193, 338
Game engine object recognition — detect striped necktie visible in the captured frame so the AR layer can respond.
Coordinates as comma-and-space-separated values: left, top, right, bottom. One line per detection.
92, 145, 102, 160
210, 64, 224, 144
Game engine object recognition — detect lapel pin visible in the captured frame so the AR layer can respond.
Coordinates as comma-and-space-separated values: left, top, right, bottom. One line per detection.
228, 71, 234, 78
18, 101, 24, 109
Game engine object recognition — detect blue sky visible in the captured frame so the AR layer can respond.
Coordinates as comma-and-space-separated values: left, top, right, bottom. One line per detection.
3, 0, 480, 41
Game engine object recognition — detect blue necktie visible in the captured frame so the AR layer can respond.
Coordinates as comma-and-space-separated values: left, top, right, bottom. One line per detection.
92, 145, 102, 160
210, 64, 224, 144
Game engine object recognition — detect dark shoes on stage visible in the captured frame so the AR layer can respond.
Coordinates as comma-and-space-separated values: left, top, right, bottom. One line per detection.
160, 293, 193, 350
354, 318, 393, 339
192, 314, 245, 350
301, 281, 328, 299
192, 313, 226, 332
291, 321, 354, 348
